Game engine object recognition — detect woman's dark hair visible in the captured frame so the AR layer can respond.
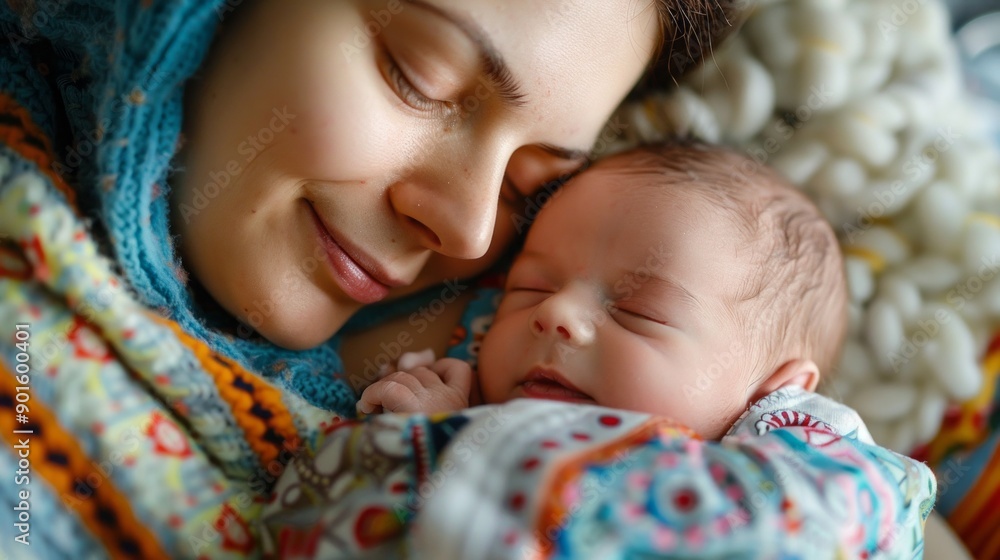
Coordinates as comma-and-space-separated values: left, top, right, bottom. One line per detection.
631, 0, 750, 98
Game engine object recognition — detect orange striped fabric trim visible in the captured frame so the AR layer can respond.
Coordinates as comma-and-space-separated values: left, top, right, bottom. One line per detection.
156, 318, 302, 468
947, 443, 1000, 558
981, 533, 1000, 560
0, 361, 167, 559
976, 517, 1000, 560
0, 93, 78, 210
967, 481, 1000, 559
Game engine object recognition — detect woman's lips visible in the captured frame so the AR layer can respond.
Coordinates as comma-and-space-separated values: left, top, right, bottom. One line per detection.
518, 367, 594, 403
307, 201, 404, 304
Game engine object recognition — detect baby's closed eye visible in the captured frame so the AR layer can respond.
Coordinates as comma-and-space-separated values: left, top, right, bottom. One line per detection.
609, 299, 677, 335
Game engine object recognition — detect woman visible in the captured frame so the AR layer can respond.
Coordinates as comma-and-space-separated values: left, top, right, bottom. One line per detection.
0, 0, 743, 557
168, 0, 674, 409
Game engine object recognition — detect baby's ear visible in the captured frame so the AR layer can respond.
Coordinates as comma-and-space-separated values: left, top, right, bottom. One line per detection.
749, 359, 820, 403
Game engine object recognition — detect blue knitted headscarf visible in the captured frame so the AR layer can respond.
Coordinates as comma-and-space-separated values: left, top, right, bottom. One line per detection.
1, 0, 425, 415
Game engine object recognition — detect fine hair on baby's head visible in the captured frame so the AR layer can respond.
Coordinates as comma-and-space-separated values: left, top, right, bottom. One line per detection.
600, 140, 849, 382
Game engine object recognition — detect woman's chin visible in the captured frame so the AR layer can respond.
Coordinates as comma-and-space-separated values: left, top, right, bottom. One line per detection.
237, 302, 357, 351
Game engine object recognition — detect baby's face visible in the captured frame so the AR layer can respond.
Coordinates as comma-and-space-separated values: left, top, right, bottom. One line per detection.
478, 165, 756, 439
171, 0, 657, 349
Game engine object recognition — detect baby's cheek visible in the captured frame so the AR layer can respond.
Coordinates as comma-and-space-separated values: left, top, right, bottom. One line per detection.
476, 324, 514, 404
695, 391, 750, 440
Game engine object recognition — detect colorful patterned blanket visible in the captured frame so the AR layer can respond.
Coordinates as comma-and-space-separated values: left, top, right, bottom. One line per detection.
0, 168, 939, 559
0, 155, 341, 558
259, 390, 936, 559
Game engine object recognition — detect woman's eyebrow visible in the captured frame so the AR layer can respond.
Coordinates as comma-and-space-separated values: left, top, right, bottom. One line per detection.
405, 0, 527, 107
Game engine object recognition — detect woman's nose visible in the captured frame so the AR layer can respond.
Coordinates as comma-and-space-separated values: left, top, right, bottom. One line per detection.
529, 288, 596, 348
388, 147, 507, 260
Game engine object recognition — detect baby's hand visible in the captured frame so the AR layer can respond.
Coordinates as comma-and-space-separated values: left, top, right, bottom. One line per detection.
357, 357, 473, 415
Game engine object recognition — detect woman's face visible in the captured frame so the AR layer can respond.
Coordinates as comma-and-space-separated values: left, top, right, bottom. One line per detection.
173, 0, 658, 349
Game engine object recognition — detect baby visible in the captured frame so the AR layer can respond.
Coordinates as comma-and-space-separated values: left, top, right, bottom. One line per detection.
357, 141, 848, 439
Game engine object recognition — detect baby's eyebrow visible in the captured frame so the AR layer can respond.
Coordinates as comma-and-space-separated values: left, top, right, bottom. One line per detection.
510, 249, 548, 272
405, 0, 527, 107
635, 275, 701, 309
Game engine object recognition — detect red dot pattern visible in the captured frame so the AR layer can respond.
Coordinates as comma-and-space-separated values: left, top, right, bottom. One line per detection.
599, 414, 621, 427
673, 488, 698, 512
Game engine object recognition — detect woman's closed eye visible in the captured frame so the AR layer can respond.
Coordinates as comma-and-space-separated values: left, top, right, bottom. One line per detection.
380, 50, 458, 119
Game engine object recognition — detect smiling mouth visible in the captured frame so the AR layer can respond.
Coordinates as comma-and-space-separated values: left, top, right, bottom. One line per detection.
306, 200, 406, 304
519, 367, 594, 403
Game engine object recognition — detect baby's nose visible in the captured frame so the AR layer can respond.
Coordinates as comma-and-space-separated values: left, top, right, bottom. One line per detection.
532, 320, 572, 339
529, 291, 596, 347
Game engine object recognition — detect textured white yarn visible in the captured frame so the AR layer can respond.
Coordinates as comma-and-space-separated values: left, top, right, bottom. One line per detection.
611, 0, 1000, 454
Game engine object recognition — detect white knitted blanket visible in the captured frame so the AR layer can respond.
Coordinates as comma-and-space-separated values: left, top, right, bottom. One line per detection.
613, 0, 1000, 454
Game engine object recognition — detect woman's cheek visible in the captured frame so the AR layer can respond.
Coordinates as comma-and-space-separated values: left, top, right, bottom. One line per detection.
278, 18, 403, 180
288, 92, 396, 180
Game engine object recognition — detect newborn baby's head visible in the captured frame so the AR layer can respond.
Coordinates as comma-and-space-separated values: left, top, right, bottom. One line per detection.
478, 142, 848, 439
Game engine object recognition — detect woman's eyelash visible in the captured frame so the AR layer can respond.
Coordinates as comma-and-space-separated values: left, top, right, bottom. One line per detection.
384, 53, 455, 116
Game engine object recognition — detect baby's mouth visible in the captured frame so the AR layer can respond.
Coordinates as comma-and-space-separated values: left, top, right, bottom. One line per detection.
518, 367, 594, 403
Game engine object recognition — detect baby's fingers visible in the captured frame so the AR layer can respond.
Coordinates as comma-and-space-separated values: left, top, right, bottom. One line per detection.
359, 378, 419, 414
430, 358, 473, 395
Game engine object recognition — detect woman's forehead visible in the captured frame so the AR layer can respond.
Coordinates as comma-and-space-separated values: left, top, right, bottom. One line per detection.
419, 0, 660, 146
